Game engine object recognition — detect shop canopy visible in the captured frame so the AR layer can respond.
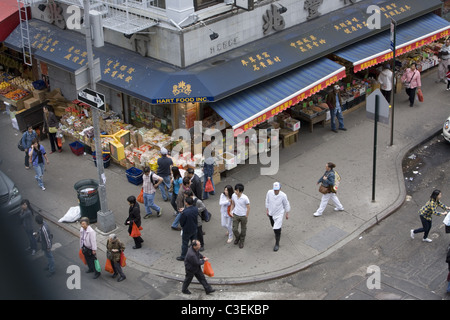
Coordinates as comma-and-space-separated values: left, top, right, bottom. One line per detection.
3, 0, 442, 105
334, 13, 450, 73
210, 58, 346, 135
0, 0, 21, 42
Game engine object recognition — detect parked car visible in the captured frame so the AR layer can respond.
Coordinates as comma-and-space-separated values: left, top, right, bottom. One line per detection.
443, 115, 450, 143
0, 168, 22, 217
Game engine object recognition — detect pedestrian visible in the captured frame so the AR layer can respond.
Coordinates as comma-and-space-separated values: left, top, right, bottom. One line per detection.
79, 217, 101, 279
42, 105, 62, 153
181, 239, 215, 295
266, 182, 291, 251
171, 177, 191, 231
157, 147, 173, 202
21, 125, 37, 170
401, 62, 421, 107
20, 199, 37, 256
446, 244, 450, 293
219, 185, 234, 244
410, 189, 449, 243
436, 38, 450, 84
326, 84, 347, 133
202, 155, 215, 200
189, 189, 207, 252
28, 138, 49, 191
186, 167, 203, 200
170, 166, 183, 215
106, 234, 126, 282
125, 195, 143, 249
176, 197, 198, 261
142, 166, 163, 219
446, 65, 450, 91
378, 63, 393, 103
230, 183, 250, 249
313, 162, 344, 217
35, 215, 54, 277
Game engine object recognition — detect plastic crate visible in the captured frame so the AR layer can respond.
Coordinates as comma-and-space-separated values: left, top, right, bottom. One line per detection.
126, 167, 143, 185
69, 141, 84, 156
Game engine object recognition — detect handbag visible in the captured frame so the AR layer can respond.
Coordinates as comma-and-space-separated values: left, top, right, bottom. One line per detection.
130, 221, 142, 237
49, 126, 58, 134
105, 259, 114, 274
204, 178, 214, 193
227, 205, 232, 218
94, 258, 102, 273
18, 138, 25, 152
417, 89, 424, 102
203, 260, 214, 277
319, 184, 330, 194
119, 252, 127, 267
79, 249, 87, 265
201, 208, 212, 222
137, 188, 144, 203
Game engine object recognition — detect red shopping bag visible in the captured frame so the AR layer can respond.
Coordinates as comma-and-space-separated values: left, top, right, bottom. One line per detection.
417, 89, 424, 102
105, 259, 114, 274
130, 222, 141, 238
203, 260, 214, 277
137, 188, 144, 203
204, 178, 214, 193
79, 249, 87, 265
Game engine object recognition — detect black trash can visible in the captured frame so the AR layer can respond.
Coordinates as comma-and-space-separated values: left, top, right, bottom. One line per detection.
74, 179, 100, 223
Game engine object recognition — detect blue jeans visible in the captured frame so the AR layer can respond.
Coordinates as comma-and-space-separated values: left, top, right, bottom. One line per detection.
158, 175, 172, 201
44, 249, 55, 273
330, 108, 345, 130
33, 163, 45, 188
143, 192, 160, 216
180, 231, 197, 259
172, 211, 182, 228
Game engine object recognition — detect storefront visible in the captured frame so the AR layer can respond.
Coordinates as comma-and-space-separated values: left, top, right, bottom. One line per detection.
2, 0, 449, 177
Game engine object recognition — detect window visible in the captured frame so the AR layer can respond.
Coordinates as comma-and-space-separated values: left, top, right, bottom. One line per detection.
194, 0, 224, 11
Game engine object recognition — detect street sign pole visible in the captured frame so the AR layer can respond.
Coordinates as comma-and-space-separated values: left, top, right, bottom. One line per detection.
389, 18, 397, 146
372, 95, 379, 203
83, 0, 115, 233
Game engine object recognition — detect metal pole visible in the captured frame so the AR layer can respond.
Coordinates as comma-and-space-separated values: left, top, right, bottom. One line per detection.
372, 95, 379, 202
389, 19, 396, 147
83, 0, 115, 233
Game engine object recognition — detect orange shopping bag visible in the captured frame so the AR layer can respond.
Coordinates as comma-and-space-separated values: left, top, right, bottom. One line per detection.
130, 222, 141, 238
120, 252, 127, 267
203, 260, 214, 277
79, 249, 87, 265
137, 188, 144, 203
417, 89, 424, 102
105, 259, 114, 274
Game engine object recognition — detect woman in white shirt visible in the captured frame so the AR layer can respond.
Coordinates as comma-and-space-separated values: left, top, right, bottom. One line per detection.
219, 185, 234, 243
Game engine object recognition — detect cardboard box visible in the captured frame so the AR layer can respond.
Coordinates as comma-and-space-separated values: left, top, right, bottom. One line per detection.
24, 97, 41, 109
33, 89, 48, 102
213, 172, 221, 185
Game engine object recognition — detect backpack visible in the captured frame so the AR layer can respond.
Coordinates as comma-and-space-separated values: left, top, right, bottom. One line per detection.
331, 170, 341, 193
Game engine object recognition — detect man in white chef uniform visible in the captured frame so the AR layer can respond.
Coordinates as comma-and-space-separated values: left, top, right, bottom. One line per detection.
266, 182, 291, 252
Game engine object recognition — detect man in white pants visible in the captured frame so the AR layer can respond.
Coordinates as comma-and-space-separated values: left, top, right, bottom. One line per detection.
266, 182, 291, 251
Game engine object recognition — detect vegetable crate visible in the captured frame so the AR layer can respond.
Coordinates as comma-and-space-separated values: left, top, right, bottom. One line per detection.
69, 141, 84, 156
126, 167, 143, 185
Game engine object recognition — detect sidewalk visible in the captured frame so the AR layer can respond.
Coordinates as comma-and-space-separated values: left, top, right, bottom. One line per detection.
7, 69, 450, 285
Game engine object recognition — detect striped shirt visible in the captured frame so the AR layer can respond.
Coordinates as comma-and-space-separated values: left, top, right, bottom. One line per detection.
143, 172, 160, 194
419, 199, 447, 221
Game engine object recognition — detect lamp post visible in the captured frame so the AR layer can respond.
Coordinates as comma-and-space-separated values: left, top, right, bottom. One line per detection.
83, 0, 116, 233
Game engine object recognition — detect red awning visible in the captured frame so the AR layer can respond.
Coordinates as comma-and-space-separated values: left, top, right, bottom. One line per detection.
0, 0, 21, 43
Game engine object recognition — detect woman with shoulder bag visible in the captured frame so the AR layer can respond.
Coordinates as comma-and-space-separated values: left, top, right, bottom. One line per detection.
313, 162, 344, 217
401, 63, 422, 107
125, 195, 144, 249
43, 105, 62, 153
79, 217, 101, 279
106, 234, 126, 282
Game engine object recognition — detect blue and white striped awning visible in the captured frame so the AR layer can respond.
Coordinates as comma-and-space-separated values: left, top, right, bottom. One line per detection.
334, 13, 450, 72
211, 58, 346, 134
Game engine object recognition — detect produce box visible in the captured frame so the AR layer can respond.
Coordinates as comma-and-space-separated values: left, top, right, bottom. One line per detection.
24, 97, 40, 109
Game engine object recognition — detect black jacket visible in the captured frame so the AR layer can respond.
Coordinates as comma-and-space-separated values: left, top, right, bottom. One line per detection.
190, 174, 203, 200
180, 205, 198, 235
126, 202, 141, 234
184, 245, 204, 274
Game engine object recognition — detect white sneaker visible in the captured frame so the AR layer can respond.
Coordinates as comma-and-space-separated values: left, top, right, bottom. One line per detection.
410, 229, 415, 239
422, 238, 432, 243
313, 212, 322, 217
334, 207, 344, 211
41, 186, 46, 191
227, 238, 233, 244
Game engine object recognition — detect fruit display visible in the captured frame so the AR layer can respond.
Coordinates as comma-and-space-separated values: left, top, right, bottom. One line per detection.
10, 76, 34, 92
4, 88, 30, 101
